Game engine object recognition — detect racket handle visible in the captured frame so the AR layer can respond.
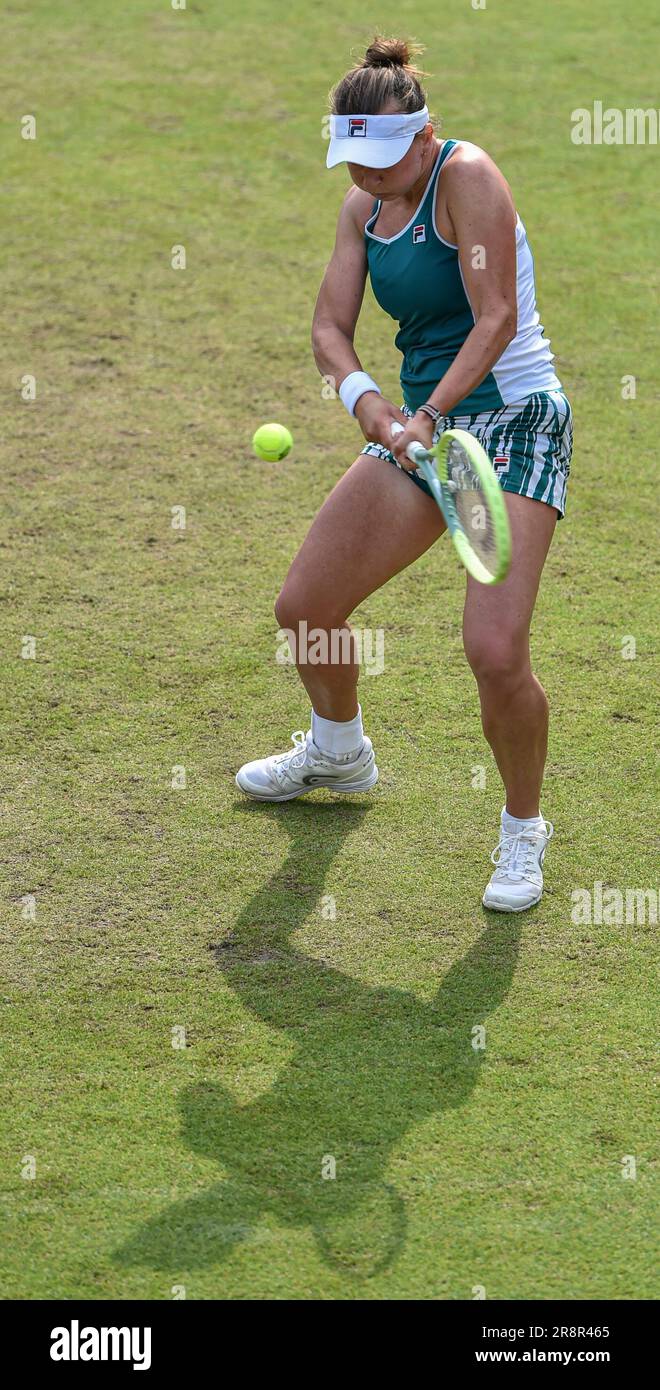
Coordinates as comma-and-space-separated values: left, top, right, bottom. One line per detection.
390, 420, 426, 463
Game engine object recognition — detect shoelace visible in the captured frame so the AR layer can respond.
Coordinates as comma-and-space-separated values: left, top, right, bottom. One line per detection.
490, 822, 554, 884
271, 730, 310, 785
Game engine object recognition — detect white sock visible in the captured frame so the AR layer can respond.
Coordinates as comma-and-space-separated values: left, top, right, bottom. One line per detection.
311, 705, 364, 760
502, 806, 546, 834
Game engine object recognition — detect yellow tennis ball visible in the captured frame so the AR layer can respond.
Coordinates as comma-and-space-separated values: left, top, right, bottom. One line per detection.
252, 422, 293, 461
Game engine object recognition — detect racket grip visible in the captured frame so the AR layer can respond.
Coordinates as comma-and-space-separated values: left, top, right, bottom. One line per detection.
390, 420, 426, 463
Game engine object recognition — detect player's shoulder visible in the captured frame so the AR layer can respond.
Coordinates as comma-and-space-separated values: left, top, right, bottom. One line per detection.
445, 140, 502, 177
442, 140, 512, 197
340, 184, 377, 236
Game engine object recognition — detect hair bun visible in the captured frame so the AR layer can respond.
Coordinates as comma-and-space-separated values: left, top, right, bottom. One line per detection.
330, 34, 433, 121
363, 35, 424, 71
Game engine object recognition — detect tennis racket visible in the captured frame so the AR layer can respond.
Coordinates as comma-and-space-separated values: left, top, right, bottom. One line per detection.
390, 422, 511, 584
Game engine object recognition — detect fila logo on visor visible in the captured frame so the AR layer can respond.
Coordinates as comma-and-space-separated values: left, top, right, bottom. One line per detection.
348, 118, 367, 136
412, 224, 426, 243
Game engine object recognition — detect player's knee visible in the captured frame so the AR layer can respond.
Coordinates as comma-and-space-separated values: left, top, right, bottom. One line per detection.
464, 629, 527, 689
274, 584, 337, 633
274, 585, 298, 631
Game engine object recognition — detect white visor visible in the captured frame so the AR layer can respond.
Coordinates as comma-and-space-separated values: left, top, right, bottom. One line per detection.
326, 106, 429, 169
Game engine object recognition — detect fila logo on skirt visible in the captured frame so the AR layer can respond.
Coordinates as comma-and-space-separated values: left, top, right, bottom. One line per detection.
412, 224, 426, 243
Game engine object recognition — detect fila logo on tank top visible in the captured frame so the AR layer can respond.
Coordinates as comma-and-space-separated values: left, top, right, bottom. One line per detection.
364, 139, 562, 414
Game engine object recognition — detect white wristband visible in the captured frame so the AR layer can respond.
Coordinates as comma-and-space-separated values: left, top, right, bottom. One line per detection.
338, 371, 381, 417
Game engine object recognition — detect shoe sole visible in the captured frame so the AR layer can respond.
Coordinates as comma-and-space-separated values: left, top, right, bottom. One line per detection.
481, 890, 543, 913
235, 766, 379, 802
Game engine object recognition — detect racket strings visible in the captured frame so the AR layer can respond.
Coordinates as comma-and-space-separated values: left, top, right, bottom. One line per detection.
445, 441, 499, 577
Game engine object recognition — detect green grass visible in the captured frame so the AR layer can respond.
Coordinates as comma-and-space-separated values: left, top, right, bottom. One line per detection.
1, 0, 658, 1299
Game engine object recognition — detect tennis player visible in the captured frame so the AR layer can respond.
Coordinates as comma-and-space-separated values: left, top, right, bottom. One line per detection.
236, 35, 573, 912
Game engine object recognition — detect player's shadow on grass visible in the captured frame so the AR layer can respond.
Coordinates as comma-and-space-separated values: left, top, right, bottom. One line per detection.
114, 800, 521, 1279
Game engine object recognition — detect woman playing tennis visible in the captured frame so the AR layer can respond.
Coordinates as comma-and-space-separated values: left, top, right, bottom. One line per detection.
236, 35, 573, 913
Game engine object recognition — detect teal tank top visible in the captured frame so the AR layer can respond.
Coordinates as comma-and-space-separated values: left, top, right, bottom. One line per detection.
364, 139, 560, 414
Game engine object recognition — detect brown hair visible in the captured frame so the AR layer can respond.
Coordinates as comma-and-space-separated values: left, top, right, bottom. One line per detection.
329, 35, 437, 125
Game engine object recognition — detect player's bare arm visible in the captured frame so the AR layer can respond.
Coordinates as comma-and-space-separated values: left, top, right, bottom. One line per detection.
311, 188, 408, 445
428, 145, 518, 412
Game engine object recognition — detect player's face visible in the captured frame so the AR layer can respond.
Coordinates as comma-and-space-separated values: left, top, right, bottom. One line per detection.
347, 121, 435, 201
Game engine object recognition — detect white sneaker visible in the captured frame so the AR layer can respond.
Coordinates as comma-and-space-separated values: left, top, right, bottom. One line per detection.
482, 815, 554, 912
235, 729, 378, 802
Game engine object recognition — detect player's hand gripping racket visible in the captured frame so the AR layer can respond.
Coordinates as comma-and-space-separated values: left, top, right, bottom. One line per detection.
390, 422, 511, 584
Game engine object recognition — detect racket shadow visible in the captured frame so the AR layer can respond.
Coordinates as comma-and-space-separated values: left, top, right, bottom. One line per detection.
113, 798, 521, 1281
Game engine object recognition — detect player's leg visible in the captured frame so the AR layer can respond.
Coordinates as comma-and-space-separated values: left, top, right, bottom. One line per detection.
275, 451, 445, 715
462, 493, 557, 908
463, 494, 556, 815
236, 451, 445, 799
